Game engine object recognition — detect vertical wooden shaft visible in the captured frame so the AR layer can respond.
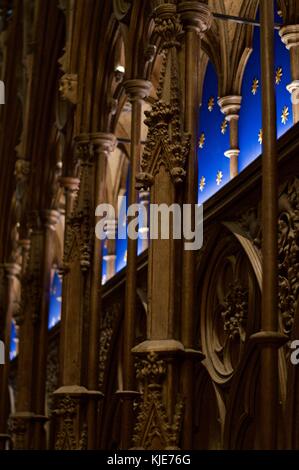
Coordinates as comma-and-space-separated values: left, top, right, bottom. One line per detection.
260, 0, 278, 449
181, 25, 199, 451
121, 79, 151, 448
57, 177, 79, 384
34, 210, 59, 448
122, 96, 141, 448
0, 263, 21, 447
179, 1, 211, 449
87, 133, 115, 449
17, 222, 41, 414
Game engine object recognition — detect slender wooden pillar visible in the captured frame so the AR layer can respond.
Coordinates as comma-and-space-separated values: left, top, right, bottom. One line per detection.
0, 263, 21, 449
34, 210, 60, 449
178, 0, 211, 449
57, 176, 79, 382
255, 1, 285, 449
10, 213, 46, 449
87, 133, 116, 448
119, 79, 151, 449
218, 95, 242, 179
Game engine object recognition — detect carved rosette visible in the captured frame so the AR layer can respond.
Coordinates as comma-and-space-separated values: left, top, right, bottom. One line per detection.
133, 352, 184, 450
278, 177, 299, 336
200, 235, 259, 384
136, 4, 190, 191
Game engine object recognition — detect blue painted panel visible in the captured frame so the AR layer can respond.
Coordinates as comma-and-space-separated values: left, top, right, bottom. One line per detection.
48, 269, 62, 329
10, 320, 17, 360
199, 2, 292, 200
198, 61, 230, 204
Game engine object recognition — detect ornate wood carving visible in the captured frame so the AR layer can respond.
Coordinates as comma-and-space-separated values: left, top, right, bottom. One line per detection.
136, 5, 190, 190
278, 177, 299, 336
133, 352, 183, 450
98, 303, 120, 389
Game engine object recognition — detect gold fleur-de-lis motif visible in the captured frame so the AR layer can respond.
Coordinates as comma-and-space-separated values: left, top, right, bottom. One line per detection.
199, 176, 206, 192
275, 67, 283, 85
216, 170, 223, 186
258, 129, 263, 144
208, 97, 215, 112
281, 105, 289, 125
198, 132, 205, 149
251, 78, 259, 95
221, 119, 228, 134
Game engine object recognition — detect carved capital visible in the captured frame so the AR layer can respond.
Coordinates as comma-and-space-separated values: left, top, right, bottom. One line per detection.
224, 149, 240, 160
4, 262, 21, 280
153, 3, 182, 47
41, 209, 60, 230
59, 176, 80, 193
59, 73, 78, 104
123, 79, 152, 102
89, 132, 116, 156
218, 95, 242, 121
287, 79, 299, 94
279, 24, 299, 49
178, 1, 212, 34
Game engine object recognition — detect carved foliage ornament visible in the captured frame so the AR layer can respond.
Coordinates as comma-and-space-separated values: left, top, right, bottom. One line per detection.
9, 417, 27, 450
136, 5, 190, 191
221, 281, 248, 341
133, 352, 183, 450
278, 177, 299, 335
53, 395, 87, 450
98, 303, 120, 389
64, 136, 94, 272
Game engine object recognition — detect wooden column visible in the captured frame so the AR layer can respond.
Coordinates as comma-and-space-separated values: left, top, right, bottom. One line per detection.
280, 24, 299, 123
178, 0, 211, 449
0, 263, 21, 450
251, 1, 287, 449
87, 133, 116, 448
53, 134, 109, 450
10, 213, 46, 449
218, 95, 242, 179
119, 79, 151, 449
34, 210, 60, 449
